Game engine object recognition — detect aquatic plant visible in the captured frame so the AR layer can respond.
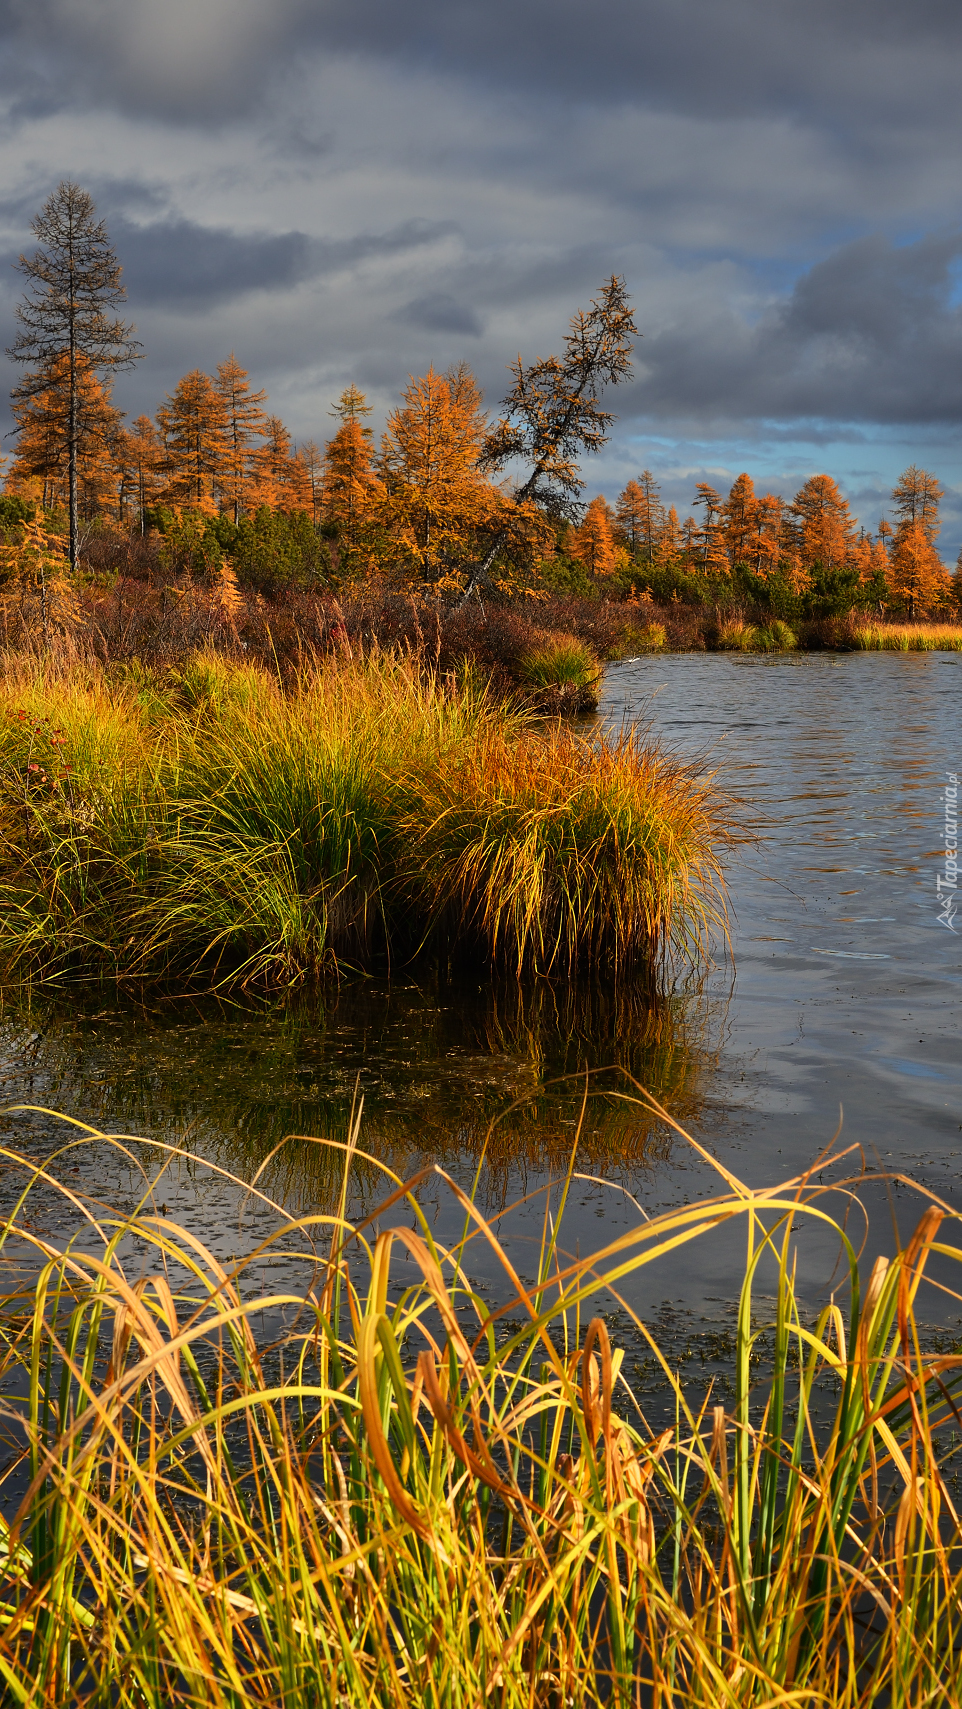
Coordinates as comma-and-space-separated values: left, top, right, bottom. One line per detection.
0, 1099, 960, 1706
0, 650, 733, 988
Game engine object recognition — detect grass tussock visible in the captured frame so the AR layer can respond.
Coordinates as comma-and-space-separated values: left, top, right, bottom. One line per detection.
1, 1101, 961, 1706
0, 650, 732, 988
851, 621, 962, 652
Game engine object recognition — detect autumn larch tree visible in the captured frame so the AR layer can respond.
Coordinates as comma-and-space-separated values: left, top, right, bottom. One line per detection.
617, 471, 663, 562
116, 414, 163, 531
157, 370, 228, 512
575, 495, 616, 578
722, 473, 757, 570
379, 365, 500, 590
892, 465, 942, 542
8, 351, 125, 520
321, 388, 384, 574
7, 181, 141, 571
789, 475, 856, 574
215, 353, 267, 522
693, 483, 727, 575
297, 439, 324, 525
459, 275, 638, 602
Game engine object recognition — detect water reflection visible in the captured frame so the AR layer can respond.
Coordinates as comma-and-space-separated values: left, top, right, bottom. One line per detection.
0, 973, 727, 1216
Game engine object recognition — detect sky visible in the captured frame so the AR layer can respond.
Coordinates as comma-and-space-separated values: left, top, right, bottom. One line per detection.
1, 0, 961, 553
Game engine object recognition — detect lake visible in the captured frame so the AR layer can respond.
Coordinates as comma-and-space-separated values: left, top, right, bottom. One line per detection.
2, 650, 960, 1350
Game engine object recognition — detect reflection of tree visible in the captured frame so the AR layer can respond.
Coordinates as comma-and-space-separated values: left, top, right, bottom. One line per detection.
0, 973, 727, 1215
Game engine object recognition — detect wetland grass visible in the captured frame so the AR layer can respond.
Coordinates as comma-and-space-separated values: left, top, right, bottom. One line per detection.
1, 1101, 961, 1705
0, 650, 732, 989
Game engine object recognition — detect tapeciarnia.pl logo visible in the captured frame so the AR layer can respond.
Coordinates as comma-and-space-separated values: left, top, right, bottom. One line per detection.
937, 771, 958, 932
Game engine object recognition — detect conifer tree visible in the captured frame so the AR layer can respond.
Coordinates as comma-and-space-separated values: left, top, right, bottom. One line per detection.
7, 181, 141, 570
157, 370, 228, 512
461, 276, 638, 601
8, 351, 124, 519
215, 353, 267, 522
693, 483, 726, 575
789, 474, 856, 572
297, 440, 324, 525
722, 473, 757, 569
617, 471, 663, 561
321, 399, 384, 573
575, 495, 616, 578
892, 465, 942, 543
380, 366, 495, 587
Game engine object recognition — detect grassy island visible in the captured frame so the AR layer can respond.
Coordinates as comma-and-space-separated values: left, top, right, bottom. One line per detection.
0, 649, 731, 991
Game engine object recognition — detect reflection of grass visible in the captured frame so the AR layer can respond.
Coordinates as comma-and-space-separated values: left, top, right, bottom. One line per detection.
0, 977, 724, 1209
2, 1107, 961, 1704
0, 651, 733, 989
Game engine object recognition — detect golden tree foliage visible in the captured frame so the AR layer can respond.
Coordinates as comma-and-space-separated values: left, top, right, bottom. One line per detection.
215, 353, 267, 522
888, 521, 949, 616
788, 474, 857, 571
157, 369, 228, 512
0, 513, 79, 644
7, 353, 124, 519
379, 365, 501, 589
321, 409, 384, 576
575, 494, 616, 578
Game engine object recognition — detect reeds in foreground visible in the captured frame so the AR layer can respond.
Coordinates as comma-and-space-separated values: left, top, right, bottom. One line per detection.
0, 1098, 960, 1705
0, 650, 733, 987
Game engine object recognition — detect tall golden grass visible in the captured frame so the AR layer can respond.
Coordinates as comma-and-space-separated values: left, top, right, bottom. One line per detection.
0, 650, 733, 988
851, 622, 962, 651
0, 1096, 960, 1705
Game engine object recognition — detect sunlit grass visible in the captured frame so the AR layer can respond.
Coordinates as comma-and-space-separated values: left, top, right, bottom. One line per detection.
0, 650, 733, 988
0, 1096, 960, 1706
851, 622, 962, 651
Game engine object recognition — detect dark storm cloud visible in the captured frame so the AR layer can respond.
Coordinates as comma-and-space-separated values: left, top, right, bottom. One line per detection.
0, 212, 460, 315
395, 292, 483, 337
4, 0, 962, 129
635, 232, 962, 426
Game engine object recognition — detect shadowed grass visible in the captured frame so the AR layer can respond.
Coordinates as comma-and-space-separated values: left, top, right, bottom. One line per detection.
0, 1098, 961, 1705
0, 651, 734, 988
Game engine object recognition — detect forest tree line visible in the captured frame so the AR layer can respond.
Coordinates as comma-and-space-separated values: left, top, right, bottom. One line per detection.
2, 182, 958, 620
4, 353, 956, 619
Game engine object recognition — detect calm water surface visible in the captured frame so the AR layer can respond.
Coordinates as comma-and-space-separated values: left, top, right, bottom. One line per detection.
2, 652, 960, 1332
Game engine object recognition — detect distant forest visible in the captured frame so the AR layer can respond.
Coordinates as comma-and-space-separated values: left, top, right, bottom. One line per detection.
1, 347, 955, 622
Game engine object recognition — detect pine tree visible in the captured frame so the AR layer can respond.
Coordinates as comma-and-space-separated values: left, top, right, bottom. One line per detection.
157, 370, 228, 512
463, 276, 638, 602
6, 181, 141, 571
215, 353, 267, 522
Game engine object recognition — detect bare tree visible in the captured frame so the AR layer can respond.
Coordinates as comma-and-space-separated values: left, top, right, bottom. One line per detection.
7, 181, 142, 572
458, 275, 638, 604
